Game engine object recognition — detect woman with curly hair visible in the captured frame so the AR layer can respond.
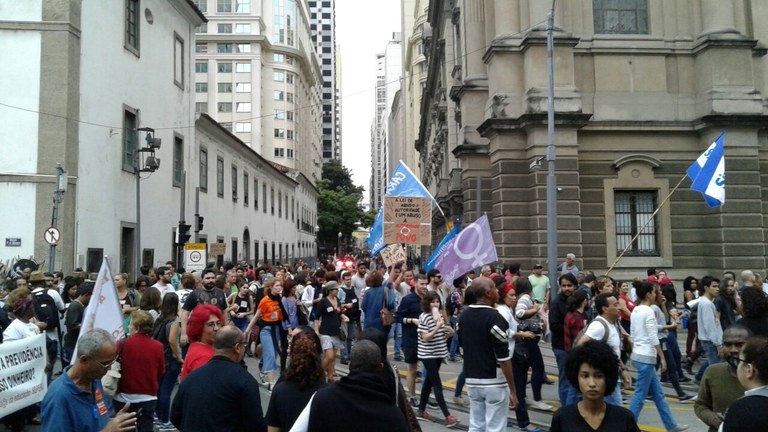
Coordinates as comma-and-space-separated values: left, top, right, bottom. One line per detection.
180, 304, 223, 380
266, 326, 326, 432
736, 287, 768, 337
550, 340, 639, 432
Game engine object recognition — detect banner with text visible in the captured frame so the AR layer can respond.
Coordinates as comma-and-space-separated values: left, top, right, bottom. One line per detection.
380, 243, 407, 267
76, 257, 125, 357
433, 215, 498, 284
383, 196, 431, 245
0, 334, 47, 417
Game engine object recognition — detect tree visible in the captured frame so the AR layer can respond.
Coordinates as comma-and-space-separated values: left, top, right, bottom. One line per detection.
317, 161, 366, 251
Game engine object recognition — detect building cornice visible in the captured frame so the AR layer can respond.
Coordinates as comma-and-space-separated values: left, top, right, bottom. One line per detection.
477, 113, 593, 137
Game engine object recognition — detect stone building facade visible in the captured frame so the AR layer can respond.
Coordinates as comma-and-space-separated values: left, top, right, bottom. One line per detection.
418, 0, 768, 279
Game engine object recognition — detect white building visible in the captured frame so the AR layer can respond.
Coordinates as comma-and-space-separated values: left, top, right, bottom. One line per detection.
370, 35, 401, 210
193, 0, 323, 182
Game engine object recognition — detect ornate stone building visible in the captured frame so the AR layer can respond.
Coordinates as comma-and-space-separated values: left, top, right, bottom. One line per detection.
418, 0, 768, 278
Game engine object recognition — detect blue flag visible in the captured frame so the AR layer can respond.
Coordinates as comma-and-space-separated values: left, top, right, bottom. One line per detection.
367, 161, 436, 256
424, 222, 461, 272
687, 132, 725, 208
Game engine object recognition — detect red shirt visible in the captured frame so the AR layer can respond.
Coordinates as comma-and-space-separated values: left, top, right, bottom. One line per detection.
117, 333, 165, 396
563, 310, 585, 351
619, 294, 635, 321
181, 342, 214, 380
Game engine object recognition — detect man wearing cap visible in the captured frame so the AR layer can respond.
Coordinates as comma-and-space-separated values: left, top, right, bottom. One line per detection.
315, 280, 347, 383
527, 264, 550, 310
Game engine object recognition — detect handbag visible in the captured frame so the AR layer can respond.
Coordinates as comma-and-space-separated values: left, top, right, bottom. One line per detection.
517, 312, 543, 335
101, 338, 125, 397
380, 287, 395, 327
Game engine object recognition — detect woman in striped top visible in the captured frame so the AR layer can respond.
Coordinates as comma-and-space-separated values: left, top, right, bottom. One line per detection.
417, 291, 459, 428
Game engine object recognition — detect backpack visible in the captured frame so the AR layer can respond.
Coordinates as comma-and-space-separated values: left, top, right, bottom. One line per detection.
446, 291, 457, 317
151, 318, 174, 358
32, 290, 59, 330
573, 317, 610, 347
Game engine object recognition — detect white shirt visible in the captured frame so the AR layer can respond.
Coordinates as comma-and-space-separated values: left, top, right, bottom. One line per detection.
496, 304, 517, 353
630, 304, 660, 363
152, 281, 176, 297
3, 319, 40, 342
584, 316, 621, 359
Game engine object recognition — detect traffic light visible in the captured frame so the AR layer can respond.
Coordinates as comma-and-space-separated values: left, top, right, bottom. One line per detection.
195, 214, 204, 232
178, 223, 191, 245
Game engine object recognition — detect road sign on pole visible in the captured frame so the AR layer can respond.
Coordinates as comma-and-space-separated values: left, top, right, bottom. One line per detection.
43, 227, 61, 246
184, 243, 207, 272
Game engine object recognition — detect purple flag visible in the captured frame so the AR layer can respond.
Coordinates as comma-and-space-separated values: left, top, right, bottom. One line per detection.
433, 215, 498, 283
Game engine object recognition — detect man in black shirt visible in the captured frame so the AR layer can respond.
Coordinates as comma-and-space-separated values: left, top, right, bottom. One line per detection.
458, 277, 517, 432
180, 268, 231, 345
172, 325, 267, 432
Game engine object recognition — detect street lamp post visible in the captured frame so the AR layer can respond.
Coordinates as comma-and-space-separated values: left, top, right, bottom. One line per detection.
48, 163, 67, 273
545, 6, 559, 301
135, 127, 162, 280
337, 231, 342, 258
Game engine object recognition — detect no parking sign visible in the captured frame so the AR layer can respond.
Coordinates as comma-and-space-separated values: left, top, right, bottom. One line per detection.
184, 243, 207, 272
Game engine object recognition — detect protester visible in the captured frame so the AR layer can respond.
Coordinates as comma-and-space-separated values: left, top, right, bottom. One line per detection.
617, 281, 635, 334
550, 341, 639, 432
315, 281, 347, 383
139, 286, 162, 322
695, 325, 749, 432
652, 284, 693, 401
459, 277, 518, 432
247, 278, 284, 387
181, 304, 222, 380
447, 276, 465, 362
695, 276, 723, 382
180, 268, 230, 346
153, 293, 184, 429
115, 272, 139, 331
339, 271, 360, 364
361, 271, 396, 334
266, 326, 326, 431
112, 311, 165, 432
736, 287, 768, 337
134, 275, 151, 297
514, 277, 552, 410
721, 336, 768, 432
227, 283, 254, 332
62, 281, 94, 364
395, 273, 428, 406
41, 328, 138, 432
171, 326, 267, 432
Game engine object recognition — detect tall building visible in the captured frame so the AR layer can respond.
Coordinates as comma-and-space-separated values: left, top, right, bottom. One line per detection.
308, 0, 339, 161
418, 0, 768, 278
400, 0, 429, 175
193, 0, 323, 181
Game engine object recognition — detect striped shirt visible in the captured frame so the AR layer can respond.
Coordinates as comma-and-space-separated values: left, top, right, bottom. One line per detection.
417, 312, 449, 359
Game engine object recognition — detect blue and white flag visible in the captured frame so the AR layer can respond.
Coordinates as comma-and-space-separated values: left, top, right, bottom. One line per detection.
367, 161, 436, 256
424, 222, 461, 272
687, 132, 725, 208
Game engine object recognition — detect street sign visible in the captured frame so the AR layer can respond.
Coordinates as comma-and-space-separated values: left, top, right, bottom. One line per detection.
43, 227, 60, 245
209, 242, 226, 256
383, 196, 431, 245
5, 238, 21, 247
184, 243, 207, 272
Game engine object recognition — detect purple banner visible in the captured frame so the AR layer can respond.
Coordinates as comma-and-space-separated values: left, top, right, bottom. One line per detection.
433, 215, 498, 283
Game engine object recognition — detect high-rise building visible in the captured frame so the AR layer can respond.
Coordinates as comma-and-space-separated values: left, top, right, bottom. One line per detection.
193, 0, 323, 181
308, 0, 339, 161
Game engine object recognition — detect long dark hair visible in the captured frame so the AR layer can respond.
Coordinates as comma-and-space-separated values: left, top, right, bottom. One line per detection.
158, 292, 179, 322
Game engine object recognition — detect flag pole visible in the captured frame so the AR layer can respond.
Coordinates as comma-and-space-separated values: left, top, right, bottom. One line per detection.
606, 174, 688, 276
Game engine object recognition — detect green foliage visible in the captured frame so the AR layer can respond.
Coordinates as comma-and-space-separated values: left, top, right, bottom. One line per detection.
317, 161, 366, 246
321, 160, 363, 195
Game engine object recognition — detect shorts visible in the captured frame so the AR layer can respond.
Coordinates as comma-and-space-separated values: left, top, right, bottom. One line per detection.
403, 346, 418, 364
320, 335, 343, 351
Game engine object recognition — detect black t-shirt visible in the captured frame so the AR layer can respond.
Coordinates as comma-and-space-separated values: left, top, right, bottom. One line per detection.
550, 403, 639, 432
266, 378, 326, 431
317, 297, 341, 337
63, 300, 85, 348
341, 287, 360, 321
183, 288, 228, 312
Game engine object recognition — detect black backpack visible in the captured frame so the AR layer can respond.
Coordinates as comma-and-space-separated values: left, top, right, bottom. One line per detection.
32, 290, 59, 330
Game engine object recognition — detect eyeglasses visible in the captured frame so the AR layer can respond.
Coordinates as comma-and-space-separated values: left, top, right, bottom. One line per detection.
205, 321, 222, 329
96, 356, 117, 369
727, 356, 749, 368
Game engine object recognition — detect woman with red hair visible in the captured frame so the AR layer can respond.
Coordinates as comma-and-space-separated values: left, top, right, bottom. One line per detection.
180, 304, 223, 380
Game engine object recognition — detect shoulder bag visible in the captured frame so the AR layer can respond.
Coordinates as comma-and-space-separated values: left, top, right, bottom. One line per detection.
380, 287, 395, 327
101, 338, 125, 397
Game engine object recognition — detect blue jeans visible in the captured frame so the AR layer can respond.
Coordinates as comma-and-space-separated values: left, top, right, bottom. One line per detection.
340, 321, 357, 361
449, 317, 460, 358
695, 340, 721, 381
630, 360, 678, 430
260, 325, 280, 374
156, 357, 181, 422
389, 322, 402, 359
553, 348, 572, 405
468, 385, 509, 432
512, 353, 534, 428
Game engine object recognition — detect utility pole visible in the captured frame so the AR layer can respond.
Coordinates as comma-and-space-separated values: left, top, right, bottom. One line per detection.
546, 4, 559, 302
48, 164, 66, 273
135, 127, 162, 279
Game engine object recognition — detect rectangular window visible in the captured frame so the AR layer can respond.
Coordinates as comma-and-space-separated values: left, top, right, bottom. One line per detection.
287, 111, 294, 121
615, 191, 658, 256
235, 122, 251, 132
218, 62, 233, 73
196, 23, 207, 33
125, 0, 140, 54
231, 166, 238, 201
291, 197, 295, 220
236, 0, 250, 13
254, 178, 259, 209
593, 0, 648, 34
236, 102, 251, 112
122, 108, 137, 171
195, 102, 208, 113
286, 73, 294, 84
278, 190, 282, 218
286, 92, 294, 103
174, 34, 184, 88
235, 62, 251, 73
218, 82, 232, 93
172, 135, 183, 187
271, 187, 275, 214
235, 82, 251, 92
218, 23, 233, 33
217, 0, 232, 13
287, 148, 294, 158
216, 156, 224, 197
273, 90, 284, 101
235, 23, 251, 33
195, 62, 208, 73
274, 128, 285, 138
262, 183, 267, 212
218, 43, 233, 53
274, 109, 286, 120
193, 0, 207, 12
218, 102, 232, 112
273, 53, 285, 63
236, 43, 251, 53
196, 82, 209, 92
274, 71, 285, 82
273, 147, 285, 157
286, 130, 294, 140
243, 172, 249, 207
196, 43, 207, 53
199, 148, 208, 191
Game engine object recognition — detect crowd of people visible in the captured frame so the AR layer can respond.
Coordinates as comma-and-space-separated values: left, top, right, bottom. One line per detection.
3, 256, 768, 432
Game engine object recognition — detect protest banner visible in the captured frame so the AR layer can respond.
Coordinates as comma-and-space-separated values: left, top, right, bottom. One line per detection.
433, 215, 498, 283
75, 257, 125, 357
380, 243, 407, 267
0, 334, 47, 417
209, 243, 226, 256
383, 196, 431, 245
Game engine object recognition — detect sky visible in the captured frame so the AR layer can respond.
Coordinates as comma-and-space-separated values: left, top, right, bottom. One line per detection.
336, 0, 402, 205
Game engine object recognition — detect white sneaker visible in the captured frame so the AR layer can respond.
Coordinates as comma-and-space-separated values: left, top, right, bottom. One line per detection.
453, 395, 467, 407
529, 400, 554, 410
